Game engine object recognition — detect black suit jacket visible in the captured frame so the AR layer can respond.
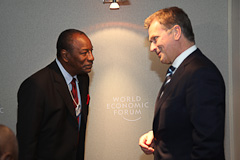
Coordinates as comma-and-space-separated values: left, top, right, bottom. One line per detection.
17, 61, 90, 160
153, 49, 225, 160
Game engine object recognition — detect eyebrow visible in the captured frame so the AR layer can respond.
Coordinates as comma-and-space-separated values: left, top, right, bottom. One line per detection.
149, 36, 158, 42
149, 36, 154, 42
81, 46, 93, 50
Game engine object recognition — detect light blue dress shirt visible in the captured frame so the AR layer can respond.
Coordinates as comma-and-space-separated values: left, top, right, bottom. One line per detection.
56, 58, 82, 129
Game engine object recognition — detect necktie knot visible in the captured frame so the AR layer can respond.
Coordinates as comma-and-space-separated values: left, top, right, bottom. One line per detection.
164, 66, 175, 86
166, 66, 175, 77
71, 78, 76, 86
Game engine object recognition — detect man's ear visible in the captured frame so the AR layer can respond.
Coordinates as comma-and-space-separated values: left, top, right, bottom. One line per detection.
0, 152, 14, 160
61, 49, 69, 63
173, 25, 181, 40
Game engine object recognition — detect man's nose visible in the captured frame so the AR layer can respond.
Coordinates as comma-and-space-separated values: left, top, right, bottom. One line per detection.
150, 43, 157, 52
88, 50, 94, 61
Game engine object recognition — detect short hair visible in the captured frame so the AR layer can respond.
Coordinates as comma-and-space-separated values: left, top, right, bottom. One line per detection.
144, 6, 195, 43
56, 29, 86, 58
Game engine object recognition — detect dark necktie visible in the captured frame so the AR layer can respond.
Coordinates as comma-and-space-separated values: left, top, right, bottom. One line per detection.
71, 78, 80, 125
164, 66, 175, 86
160, 66, 176, 97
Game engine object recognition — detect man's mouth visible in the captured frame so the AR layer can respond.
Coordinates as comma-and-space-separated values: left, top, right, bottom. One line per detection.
84, 64, 93, 69
156, 51, 161, 58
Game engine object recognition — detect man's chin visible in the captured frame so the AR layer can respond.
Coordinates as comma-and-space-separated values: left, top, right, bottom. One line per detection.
160, 58, 168, 64
77, 69, 92, 75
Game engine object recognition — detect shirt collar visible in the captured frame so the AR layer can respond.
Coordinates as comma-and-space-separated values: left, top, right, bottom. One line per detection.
55, 58, 78, 85
172, 45, 197, 69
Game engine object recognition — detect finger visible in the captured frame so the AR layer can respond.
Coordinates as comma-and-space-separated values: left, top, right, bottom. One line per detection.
146, 137, 152, 145
139, 135, 147, 146
141, 146, 154, 155
145, 131, 154, 145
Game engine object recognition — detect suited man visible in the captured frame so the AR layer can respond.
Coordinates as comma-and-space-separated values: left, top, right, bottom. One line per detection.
17, 29, 94, 160
139, 7, 225, 160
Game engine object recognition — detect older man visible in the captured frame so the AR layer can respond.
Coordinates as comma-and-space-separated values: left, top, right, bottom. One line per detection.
17, 29, 94, 160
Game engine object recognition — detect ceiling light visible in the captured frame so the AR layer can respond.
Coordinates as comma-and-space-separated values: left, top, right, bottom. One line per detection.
103, 0, 120, 10
110, 1, 120, 10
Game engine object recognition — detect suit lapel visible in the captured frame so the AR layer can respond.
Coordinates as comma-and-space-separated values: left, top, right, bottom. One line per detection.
154, 49, 200, 117
48, 61, 77, 119
153, 67, 185, 117
77, 74, 88, 124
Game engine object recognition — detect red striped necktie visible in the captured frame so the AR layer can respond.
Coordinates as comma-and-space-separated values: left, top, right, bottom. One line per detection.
71, 78, 80, 125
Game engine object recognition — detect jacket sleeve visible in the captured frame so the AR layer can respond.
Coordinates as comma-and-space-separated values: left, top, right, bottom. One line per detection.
186, 67, 225, 160
17, 77, 44, 160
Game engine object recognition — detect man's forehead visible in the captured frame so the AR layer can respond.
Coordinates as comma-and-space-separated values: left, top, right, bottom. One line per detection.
148, 22, 163, 39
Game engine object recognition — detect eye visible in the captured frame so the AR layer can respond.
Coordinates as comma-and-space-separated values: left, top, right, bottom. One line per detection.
150, 36, 159, 44
80, 49, 93, 55
153, 36, 159, 43
80, 51, 88, 55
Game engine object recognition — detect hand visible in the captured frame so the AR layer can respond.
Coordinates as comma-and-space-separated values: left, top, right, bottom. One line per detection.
139, 130, 154, 154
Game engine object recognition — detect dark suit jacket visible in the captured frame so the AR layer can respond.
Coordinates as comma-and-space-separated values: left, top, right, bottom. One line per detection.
17, 61, 90, 160
153, 49, 225, 160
